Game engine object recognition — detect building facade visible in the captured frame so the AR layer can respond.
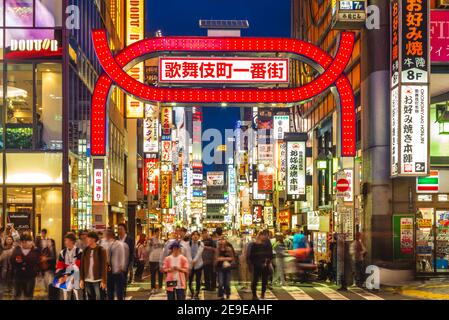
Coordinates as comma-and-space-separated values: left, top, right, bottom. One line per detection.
291, 0, 449, 278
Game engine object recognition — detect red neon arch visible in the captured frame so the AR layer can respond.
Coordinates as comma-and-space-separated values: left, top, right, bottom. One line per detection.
91, 30, 356, 157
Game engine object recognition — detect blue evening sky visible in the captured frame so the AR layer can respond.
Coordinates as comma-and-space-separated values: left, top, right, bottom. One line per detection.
145, 0, 291, 172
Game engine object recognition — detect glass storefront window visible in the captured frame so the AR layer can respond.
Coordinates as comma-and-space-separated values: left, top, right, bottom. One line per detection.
6, 187, 33, 232
5, 0, 33, 27
36, 63, 62, 150
416, 208, 435, 273
6, 153, 62, 185
6, 64, 33, 149
35, 187, 62, 251
436, 210, 449, 272
35, 0, 62, 27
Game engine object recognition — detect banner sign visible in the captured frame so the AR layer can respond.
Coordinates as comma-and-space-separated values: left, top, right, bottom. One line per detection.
126, 0, 144, 118
258, 172, 274, 193
160, 174, 172, 209
207, 171, 225, 186
93, 169, 104, 202
159, 57, 289, 84
390, 0, 430, 177
143, 105, 159, 153
143, 158, 159, 196
273, 115, 290, 140
286, 140, 306, 199
264, 207, 274, 227
393, 214, 414, 260
161, 107, 173, 139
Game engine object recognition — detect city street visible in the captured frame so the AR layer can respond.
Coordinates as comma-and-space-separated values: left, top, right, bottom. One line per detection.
126, 281, 408, 301
1, 0, 449, 305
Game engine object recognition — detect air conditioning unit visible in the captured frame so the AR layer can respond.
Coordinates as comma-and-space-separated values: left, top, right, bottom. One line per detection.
438, 0, 449, 8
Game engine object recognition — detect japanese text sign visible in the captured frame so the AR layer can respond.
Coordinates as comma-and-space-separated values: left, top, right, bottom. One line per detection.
159, 57, 289, 84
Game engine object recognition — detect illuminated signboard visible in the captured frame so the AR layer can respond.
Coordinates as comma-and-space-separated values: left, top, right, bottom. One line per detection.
160, 174, 172, 209
207, 171, 225, 186
390, 0, 430, 177
161, 107, 173, 139
286, 140, 306, 200
160, 57, 289, 84
143, 105, 159, 153
143, 158, 159, 196
125, 0, 144, 118
91, 30, 356, 157
264, 207, 274, 227
93, 169, 104, 202
273, 115, 290, 140
332, 0, 367, 30
258, 172, 274, 193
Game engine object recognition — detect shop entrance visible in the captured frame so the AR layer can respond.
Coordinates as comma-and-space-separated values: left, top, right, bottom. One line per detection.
416, 208, 449, 273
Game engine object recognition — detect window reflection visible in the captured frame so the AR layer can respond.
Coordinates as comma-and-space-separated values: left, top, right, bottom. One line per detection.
36, 0, 62, 27
5, 0, 33, 27
36, 63, 62, 150
6, 64, 33, 149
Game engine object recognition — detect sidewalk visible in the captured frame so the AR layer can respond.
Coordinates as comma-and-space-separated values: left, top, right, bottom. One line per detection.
384, 278, 449, 300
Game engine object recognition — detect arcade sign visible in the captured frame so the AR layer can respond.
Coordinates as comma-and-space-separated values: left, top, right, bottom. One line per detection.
90, 30, 356, 158
159, 57, 289, 84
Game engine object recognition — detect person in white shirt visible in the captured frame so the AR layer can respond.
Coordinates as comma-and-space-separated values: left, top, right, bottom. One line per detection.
104, 230, 127, 300
148, 228, 164, 293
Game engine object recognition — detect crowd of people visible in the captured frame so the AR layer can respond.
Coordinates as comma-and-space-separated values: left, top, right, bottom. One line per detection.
0, 223, 368, 301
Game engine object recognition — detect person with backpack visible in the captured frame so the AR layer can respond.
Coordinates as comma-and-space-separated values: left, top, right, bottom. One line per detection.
54, 233, 82, 300
187, 231, 204, 300
79, 232, 108, 300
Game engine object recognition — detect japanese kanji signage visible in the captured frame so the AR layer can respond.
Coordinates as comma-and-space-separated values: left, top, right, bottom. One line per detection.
390, 0, 430, 177
286, 140, 306, 200
161, 106, 172, 140
430, 10, 449, 63
143, 157, 159, 197
274, 115, 290, 140
160, 173, 172, 209
264, 207, 274, 227
400, 0, 429, 84
125, 0, 144, 118
159, 57, 289, 84
93, 169, 104, 202
252, 205, 263, 225
143, 105, 159, 153
400, 85, 428, 175
332, 0, 367, 30
258, 172, 274, 193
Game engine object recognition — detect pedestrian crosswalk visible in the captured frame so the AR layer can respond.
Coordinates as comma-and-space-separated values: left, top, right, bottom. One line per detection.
127, 282, 387, 301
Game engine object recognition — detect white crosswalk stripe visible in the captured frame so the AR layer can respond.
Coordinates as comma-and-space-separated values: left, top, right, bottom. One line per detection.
148, 291, 167, 300
314, 286, 349, 300
230, 285, 242, 300
348, 287, 384, 300
282, 286, 313, 300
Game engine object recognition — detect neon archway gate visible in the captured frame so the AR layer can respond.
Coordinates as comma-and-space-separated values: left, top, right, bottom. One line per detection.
91, 30, 356, 157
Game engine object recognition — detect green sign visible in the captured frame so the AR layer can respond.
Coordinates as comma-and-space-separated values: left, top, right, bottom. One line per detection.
393, 214, 414, 260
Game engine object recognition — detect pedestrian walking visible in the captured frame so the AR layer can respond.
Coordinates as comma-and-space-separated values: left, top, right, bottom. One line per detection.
201, 230, 216, 291
10, 234, 40, 300
76, 230, 88, 251
248, 232, 273, 300
35, 229, 57, 294
149, 228, 164, 293
272, 234, 287, 286
215, 238, 235, 300
0, 235, 15, 299
105, 229, 127, 300
54, 233, 83, 300
80, 232, 108, 300
350, 232, 367, 288
117, 223, 134, 286
187, 231, 204, 299
134, 234, 149, 282
162, 241, 189, 300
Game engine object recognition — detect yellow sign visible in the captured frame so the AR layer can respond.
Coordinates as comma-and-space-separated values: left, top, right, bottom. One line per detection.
126, 0, 144, 118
